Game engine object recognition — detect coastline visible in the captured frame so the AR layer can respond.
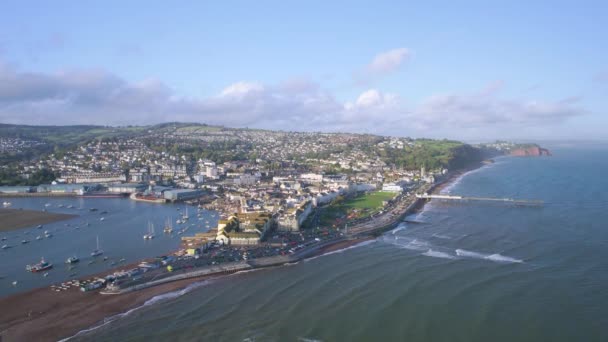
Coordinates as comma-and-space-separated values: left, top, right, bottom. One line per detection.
0, 208, 77, 232
0, 164, 482, 342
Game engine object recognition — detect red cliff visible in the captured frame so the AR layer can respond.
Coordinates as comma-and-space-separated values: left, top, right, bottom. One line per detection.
509, 146, 552, 157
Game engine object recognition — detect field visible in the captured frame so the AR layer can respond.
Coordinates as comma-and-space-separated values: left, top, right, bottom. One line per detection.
319, 191, 396, 227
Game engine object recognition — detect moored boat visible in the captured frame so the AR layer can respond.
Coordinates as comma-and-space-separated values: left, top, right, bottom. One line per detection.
26, 258, 53, 272
65, 255, 80, 264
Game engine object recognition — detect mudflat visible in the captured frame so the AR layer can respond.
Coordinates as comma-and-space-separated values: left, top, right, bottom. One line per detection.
0, 209, 77, 232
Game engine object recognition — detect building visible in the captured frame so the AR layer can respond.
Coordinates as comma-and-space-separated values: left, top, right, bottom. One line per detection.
0, 186, 34, 194
382, 183, 402, 192
277, 200, 312, 231
163, 189, 203, 202
194, 173, 205, 184
107, 183, 146, 194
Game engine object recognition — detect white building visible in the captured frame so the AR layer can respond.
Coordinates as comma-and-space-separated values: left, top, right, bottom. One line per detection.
382, 183, 402, 192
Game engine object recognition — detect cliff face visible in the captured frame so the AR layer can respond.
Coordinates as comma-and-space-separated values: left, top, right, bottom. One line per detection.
509, 146, 552, 157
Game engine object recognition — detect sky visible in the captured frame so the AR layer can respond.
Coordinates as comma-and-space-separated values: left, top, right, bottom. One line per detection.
0, 0, 606, 140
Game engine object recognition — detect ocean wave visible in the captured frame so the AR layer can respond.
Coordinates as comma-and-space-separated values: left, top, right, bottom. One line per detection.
422, 249, 456, 259
485, 254, 523, 263
455, 249, 523, 263
391, 223, 407, 235
304, 239, 376, 262
59, 279, 211, 341
440, 164, 492, 195
298, 338, 323, 342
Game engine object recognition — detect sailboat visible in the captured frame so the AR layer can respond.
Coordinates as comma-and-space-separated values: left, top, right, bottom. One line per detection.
91, 236, 103, 256
182, 207, 189, 221
143, 221, 155, 240
163, 218, 173, 233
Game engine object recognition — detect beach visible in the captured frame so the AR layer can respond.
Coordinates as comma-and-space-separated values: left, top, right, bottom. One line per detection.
0, 166, 477, 342
0, 208, 77, 232
0, 236, 375, 342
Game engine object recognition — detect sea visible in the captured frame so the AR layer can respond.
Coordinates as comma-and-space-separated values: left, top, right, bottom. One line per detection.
13, 144, 608, 341
0, 197, 218, 297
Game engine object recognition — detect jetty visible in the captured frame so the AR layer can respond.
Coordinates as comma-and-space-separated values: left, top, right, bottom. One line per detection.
415, 193, 543, 206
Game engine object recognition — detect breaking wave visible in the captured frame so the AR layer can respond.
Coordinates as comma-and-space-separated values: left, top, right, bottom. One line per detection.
304, 239, 376, 262
456, 249, 523, 263
422, 249, 456, 259
59, 280, 211, 341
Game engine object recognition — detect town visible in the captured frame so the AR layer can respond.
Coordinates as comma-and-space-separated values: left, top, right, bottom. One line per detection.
0, 123, 516, 293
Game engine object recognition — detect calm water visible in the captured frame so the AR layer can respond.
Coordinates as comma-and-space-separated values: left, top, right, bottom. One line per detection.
0, 197, 217, 297
69, 145, 608, 341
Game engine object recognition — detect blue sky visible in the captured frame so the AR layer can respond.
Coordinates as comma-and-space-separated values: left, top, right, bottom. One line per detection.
0, 1, 606, 140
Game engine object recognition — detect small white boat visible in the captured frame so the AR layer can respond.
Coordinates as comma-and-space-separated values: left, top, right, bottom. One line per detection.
1, 244, 9, 249
66, 256, 79, 264
100, 217, 105, 221
12, 281, 18, 286
45, 203, 51, 207
43, 272, 49, 277
21, 239, 29, 244
2, 201, 11, 207
91, 236, 104, 257
143, 221, 155, 240
37, 225, 43, 229
36, 235, 43, 240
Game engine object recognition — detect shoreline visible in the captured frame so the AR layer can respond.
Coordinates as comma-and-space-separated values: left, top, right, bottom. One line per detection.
0, 208, 77, 232
0, 165, 482, 342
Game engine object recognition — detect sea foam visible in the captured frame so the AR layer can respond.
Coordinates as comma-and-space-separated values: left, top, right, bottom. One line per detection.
422, 249, 456, 259
455, 249, 523, 263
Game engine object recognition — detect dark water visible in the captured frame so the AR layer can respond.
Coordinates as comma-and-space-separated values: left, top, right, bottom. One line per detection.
0, 197, 217, 297
73, 145, 608, 341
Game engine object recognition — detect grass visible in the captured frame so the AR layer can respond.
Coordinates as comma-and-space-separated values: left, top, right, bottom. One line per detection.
320, 191, 396, 227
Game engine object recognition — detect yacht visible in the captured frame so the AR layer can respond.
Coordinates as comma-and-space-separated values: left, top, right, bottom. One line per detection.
91, 236, 104, 257
143, 221, 155, 240
163, 218, 173, 234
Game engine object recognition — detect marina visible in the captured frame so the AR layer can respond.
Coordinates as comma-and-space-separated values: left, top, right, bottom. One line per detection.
0, 196, 218, 297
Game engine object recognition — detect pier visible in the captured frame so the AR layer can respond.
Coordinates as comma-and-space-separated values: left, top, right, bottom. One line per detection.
415, 193, 543, 206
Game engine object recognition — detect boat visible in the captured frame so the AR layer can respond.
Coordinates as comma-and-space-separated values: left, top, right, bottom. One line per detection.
176, 219, 182, 224
37, 225, 43, 229
100, 217, 105, 221
163, 218, 173, 234
21, 239, 29, 244
65, 256, 79, 264
67, 205, 74, 209
44, 203, 51, 207
143, 221, 155, 240
45, 233, 52, 238
91, 236, 104, 257
1, 244, 9, 249
2, 201, 11, 207
26, 258, 53, 272
182, 207, 189, 221
43, 272, 49, 277
36, 235, 43, 240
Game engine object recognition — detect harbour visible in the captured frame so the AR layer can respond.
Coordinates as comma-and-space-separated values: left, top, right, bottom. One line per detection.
0, 196, 218, 297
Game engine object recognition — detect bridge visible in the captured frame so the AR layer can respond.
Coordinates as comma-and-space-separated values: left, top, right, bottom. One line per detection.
415, 193, 543, 206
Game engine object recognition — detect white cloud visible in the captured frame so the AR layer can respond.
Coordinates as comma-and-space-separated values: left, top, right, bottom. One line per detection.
368, 48, 410, 74
0, 63, 586, 139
